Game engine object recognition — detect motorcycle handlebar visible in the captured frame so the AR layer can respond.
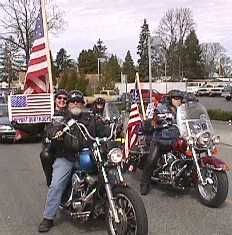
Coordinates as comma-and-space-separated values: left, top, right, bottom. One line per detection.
46, 119, 115, 143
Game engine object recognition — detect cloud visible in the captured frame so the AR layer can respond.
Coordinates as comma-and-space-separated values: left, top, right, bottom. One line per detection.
51, 0, 232, 61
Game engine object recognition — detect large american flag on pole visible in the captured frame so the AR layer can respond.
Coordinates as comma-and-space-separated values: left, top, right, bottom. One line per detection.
24, 4, 51, 94
124, 103, 142, 159
8, 0, 53, 131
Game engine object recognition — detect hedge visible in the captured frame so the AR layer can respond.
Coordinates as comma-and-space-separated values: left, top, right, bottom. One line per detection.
207, 109, 232, 121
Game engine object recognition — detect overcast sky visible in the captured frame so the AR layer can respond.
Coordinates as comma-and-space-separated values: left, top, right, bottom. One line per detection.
50, 0, 232, 63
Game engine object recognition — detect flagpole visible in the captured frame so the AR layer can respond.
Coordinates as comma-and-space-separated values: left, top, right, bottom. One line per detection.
41, 0, 53, 94
136, 73, 146, 120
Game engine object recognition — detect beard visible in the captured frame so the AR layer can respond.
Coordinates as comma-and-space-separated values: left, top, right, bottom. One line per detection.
70, 107, 82, 116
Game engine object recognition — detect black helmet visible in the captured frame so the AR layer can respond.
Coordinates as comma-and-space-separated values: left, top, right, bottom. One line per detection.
93, 97, 105, 114
68, 90, 85, 104
54, 89, 68, 99
95, 97, 105, 105
168, 89, 184, 99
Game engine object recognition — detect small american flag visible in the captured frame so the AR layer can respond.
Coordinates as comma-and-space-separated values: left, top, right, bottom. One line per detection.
24, 4, 51, 94
9, 94, 53, 124
124, 103, 142, 159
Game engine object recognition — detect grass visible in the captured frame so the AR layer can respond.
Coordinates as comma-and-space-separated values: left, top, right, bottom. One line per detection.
208, 109, 232, 121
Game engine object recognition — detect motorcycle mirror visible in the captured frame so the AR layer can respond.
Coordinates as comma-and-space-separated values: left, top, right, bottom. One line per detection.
67, 119, 76, 127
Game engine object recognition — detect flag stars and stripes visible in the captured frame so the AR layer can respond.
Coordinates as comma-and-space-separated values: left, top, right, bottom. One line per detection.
11, 96, 27, 108
24, 5, 49, 94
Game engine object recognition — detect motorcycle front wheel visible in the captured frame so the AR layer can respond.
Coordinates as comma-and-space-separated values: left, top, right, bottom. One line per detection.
196, 168, 228, 207
106, 186, 148, 235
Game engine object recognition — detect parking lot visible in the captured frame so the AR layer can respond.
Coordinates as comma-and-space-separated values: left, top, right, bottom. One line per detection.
198, 97, 232, 112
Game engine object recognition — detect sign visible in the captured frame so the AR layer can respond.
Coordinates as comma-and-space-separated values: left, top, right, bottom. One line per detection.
8, 93, 54, 124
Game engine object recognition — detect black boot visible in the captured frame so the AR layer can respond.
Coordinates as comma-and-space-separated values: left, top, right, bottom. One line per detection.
38, 218, 53, 233
140, 183, 150, 195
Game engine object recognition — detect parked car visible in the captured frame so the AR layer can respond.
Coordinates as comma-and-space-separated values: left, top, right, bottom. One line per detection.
222, 85, 232, 101
130, 88, 165, 103
195, 88, 210, 96
0, 104, 16, 142
209, 88, 223, 97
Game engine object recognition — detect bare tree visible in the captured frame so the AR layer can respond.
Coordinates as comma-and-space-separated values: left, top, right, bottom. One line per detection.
157, 9, 177, 52
156, 8, 194, 79
201, 42, 225, 78
0, 0, 64, 66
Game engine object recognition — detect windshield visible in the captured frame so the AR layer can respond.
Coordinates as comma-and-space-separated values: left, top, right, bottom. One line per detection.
103, 103, 120, 121
0, 105, 8, 117
177, 103, 213, 138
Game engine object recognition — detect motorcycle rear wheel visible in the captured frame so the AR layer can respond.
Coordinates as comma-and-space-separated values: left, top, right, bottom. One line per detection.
106, 186, 148, 235
196, 168, 228, 207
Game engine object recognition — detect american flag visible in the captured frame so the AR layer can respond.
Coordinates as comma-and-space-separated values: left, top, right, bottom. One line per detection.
9, 94, 53, 124
24, 5, 51, 94
124, 103, 142, 159
11, 2, 53, 139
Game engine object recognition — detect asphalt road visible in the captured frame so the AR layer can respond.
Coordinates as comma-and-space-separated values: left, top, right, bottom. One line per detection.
198, 97, 232, 112
0, 142, 232, 235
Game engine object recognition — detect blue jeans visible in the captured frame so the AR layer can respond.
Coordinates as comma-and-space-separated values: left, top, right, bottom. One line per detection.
43, 158, 74, 219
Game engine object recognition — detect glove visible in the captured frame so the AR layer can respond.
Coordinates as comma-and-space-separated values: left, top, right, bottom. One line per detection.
11, 120, 19, 128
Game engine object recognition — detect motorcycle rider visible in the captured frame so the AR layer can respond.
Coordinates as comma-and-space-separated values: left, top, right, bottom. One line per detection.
140, 89, 184, 195
40, 89, 68, 187
91, 97, 106, 116
38, 90, 109, 233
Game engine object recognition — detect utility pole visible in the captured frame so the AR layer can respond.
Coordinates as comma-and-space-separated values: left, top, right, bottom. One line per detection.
147, 33, 152, 103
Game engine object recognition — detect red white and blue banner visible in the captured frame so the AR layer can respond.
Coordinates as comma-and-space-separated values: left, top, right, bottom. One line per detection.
8, 93, 54, 123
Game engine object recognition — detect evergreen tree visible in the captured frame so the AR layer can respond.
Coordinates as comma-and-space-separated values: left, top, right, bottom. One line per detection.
55, 48, 75, 75
122, 50, 136, 82
93, 38, 107, 58
102, 55, 121, 89
137, 19, 150, 81
58, 68, 88, 93
183, 30, 204, 79
78, 49, 98, 74
50, 51, 58, 86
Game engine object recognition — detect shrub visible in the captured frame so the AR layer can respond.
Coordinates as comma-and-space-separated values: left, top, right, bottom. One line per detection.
208, 109, 232, 121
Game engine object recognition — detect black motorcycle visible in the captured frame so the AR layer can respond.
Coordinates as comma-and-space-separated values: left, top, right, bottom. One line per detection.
48, 118, 148, 235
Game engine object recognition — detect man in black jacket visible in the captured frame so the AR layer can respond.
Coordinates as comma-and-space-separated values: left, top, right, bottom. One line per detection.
38, 90, 109, 233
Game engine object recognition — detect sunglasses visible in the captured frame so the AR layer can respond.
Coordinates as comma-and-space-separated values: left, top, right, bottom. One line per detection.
172, 96, 182, 100
69, 99, 83, 104
57, 96, 67, 101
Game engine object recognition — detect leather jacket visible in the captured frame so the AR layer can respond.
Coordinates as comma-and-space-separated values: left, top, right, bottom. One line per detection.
47, 110, 110, 162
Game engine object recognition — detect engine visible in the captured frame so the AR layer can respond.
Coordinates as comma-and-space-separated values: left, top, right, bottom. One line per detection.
70, 171, 98, 213
155, 152, 188, 188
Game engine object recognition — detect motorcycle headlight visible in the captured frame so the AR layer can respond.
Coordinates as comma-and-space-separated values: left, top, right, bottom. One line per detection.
187, 136, 195, 145
197, 132, 211, 147
108, 148, 123, 163
212, 135, 220, 145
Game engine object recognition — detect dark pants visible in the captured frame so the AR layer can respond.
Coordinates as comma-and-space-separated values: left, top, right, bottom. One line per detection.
40, 145, 54, 187
141, 139, 172, 186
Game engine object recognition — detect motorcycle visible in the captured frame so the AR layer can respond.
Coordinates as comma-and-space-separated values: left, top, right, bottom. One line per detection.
48, 113, 148, 235
126, 102, 229, 207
